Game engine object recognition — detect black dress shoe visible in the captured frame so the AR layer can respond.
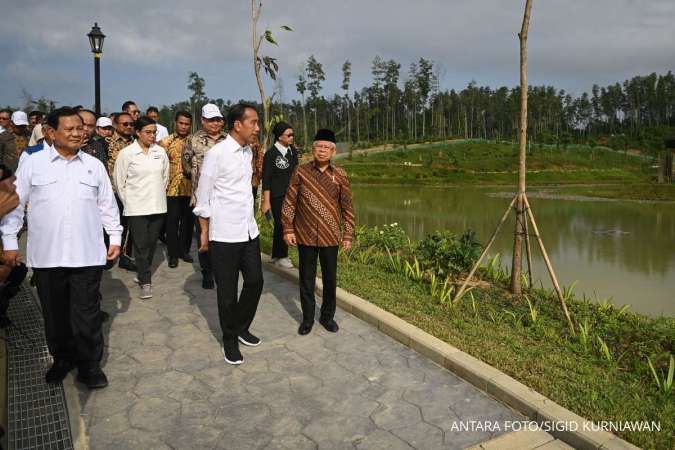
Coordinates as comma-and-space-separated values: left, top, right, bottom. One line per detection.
76, 367, 109, 389
319, 318, 339, 333
181, 254, 194, 263
99, 310, 110, 323
202, 276, 215, 290
168, 257, 178, 268
298, 321, 313, 335
118, 256, 137, 272
46, 360, 75, 384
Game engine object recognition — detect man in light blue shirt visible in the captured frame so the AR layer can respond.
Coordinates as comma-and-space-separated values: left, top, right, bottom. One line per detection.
1, 107, 122, 389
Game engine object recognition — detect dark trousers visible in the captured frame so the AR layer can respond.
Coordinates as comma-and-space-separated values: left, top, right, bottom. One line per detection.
115, 194, 133, 258
210, 238, 264, 343
252, 186, 258, 212
271, 195, 288, 259
34, 266, 104, 369
194, 217, 212, 277
166, 196, 194, 259
298, 245, 338, 323
128, 214, 165, 285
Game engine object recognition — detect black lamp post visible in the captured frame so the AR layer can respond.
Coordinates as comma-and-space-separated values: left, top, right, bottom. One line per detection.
87, 23, 105, 115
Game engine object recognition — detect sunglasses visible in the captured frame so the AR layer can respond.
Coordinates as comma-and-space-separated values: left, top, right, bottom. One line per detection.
120, 122, 134, 127
283, 133, 294, 137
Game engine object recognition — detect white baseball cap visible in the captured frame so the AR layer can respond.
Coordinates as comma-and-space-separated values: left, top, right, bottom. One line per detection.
96, 117, 113, 127
11, 111, 29, 126
201, 103, 223, 119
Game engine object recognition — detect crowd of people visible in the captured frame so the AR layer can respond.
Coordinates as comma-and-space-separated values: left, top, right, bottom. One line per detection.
0, 100, 355, 389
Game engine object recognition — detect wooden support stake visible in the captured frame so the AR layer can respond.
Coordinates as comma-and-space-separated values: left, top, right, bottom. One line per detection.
523, 208, 534, 288
522, 194, 574, 332
453, 194, 518, 304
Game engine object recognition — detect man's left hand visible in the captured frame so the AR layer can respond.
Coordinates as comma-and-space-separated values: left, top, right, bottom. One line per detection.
107, 245, 121, 261
342, 240, 352, 250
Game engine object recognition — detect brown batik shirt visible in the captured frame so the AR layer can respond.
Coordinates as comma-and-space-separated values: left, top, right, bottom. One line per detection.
181, 129, 226, 206
160, 133, 192, 197
251, 140, 265, 188
106, 131, 133, 179
281, 160, 355, 247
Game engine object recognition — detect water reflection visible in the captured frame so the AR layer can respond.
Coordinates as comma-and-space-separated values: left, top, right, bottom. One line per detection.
352, 185, 675, 317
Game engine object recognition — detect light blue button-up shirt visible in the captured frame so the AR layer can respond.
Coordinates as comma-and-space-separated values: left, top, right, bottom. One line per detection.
0, 145, 122, 268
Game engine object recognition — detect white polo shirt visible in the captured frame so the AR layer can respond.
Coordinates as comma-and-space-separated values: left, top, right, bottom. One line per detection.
0, 145, 122, 268
113, 141, 169, 216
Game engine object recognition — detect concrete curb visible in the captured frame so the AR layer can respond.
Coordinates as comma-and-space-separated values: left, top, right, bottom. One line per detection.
262, 254, 641, 450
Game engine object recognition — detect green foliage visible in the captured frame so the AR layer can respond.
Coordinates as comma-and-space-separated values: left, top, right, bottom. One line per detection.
414, 230, 481, 277
647, 355, 674, 395
356, 223, 408, 252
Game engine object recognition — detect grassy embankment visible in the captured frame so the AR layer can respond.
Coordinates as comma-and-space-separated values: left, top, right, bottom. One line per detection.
340, 140, 675, 201
258, 219, 674, 449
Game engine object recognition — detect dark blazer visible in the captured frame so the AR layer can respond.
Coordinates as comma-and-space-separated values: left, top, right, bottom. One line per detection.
261, 144, 299, 198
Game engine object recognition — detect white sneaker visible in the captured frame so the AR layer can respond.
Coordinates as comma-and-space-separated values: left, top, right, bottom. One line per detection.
133, 277, 139, 284
275, 258, 293, 269
269, 257, 278, 264
139, 284, 152, 299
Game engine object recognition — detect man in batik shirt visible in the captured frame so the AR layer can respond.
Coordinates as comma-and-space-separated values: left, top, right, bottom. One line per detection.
160, 111, 194, 268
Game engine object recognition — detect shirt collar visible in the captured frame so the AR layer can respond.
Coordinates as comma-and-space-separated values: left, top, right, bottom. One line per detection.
224, 134, 249, 153
200, 128, 226, 142
48, 144, 83, 162
131, 140, 158, 155
311, 159, 333, 172
274, 142, 288, 153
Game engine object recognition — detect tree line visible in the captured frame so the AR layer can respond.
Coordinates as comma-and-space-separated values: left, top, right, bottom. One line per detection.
12, 61, 675, 154
161, 60, 674, 154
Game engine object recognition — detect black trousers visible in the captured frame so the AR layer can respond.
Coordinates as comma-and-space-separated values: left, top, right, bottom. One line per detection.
128, 214, 165, 285
166, 196, 194, 259
210, 238, 264, 344
115, 194, 133, 258
194, 217, 212, 277
34, 266, 104, 369
271, 195, 288, 259
298, 245, 338, 323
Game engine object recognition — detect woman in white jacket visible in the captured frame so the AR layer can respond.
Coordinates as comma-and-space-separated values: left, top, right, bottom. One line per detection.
113, 116, 169, 299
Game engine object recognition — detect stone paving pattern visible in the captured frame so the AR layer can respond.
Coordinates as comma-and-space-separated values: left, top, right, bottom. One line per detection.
68, 248, 522, 449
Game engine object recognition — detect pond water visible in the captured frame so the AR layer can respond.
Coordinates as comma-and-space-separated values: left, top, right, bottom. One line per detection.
351, 185, 675, 318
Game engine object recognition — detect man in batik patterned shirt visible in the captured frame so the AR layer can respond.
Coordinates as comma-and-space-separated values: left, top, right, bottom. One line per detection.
282, 129, 355, 336
160, 111, 194, 268
105, 111, 136, 271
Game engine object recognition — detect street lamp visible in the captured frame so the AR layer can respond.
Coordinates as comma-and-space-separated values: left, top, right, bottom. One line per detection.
87, 23, 105, 115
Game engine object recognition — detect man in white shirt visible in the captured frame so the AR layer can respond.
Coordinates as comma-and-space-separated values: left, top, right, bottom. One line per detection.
193, 103, 264, 365
1, 107, 122, 389
146, 106, 169, 142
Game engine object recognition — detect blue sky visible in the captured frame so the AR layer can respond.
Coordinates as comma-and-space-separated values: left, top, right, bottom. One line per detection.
1, 0, 673, 113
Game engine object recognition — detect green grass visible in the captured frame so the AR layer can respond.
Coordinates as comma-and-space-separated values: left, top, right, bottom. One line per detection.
340, 141, 675, 201
258, 219, 675, 449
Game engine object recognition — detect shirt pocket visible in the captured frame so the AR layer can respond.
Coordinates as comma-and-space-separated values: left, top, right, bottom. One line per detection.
78, 175, 99, 200
30, 174, 58, 201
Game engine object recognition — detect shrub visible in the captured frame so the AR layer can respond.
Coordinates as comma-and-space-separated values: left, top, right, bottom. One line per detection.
414, 230, 482, 277
356, 223, 409, 252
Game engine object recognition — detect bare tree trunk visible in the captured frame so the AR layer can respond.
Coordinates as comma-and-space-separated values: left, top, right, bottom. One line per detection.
251, 0, 271, 149
510, 0, 533, 295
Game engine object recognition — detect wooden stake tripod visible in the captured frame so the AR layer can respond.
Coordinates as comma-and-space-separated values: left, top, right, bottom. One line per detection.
452, 192, 574, 331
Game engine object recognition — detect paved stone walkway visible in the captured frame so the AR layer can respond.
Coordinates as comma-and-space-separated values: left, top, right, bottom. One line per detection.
65, 247, 522, 449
